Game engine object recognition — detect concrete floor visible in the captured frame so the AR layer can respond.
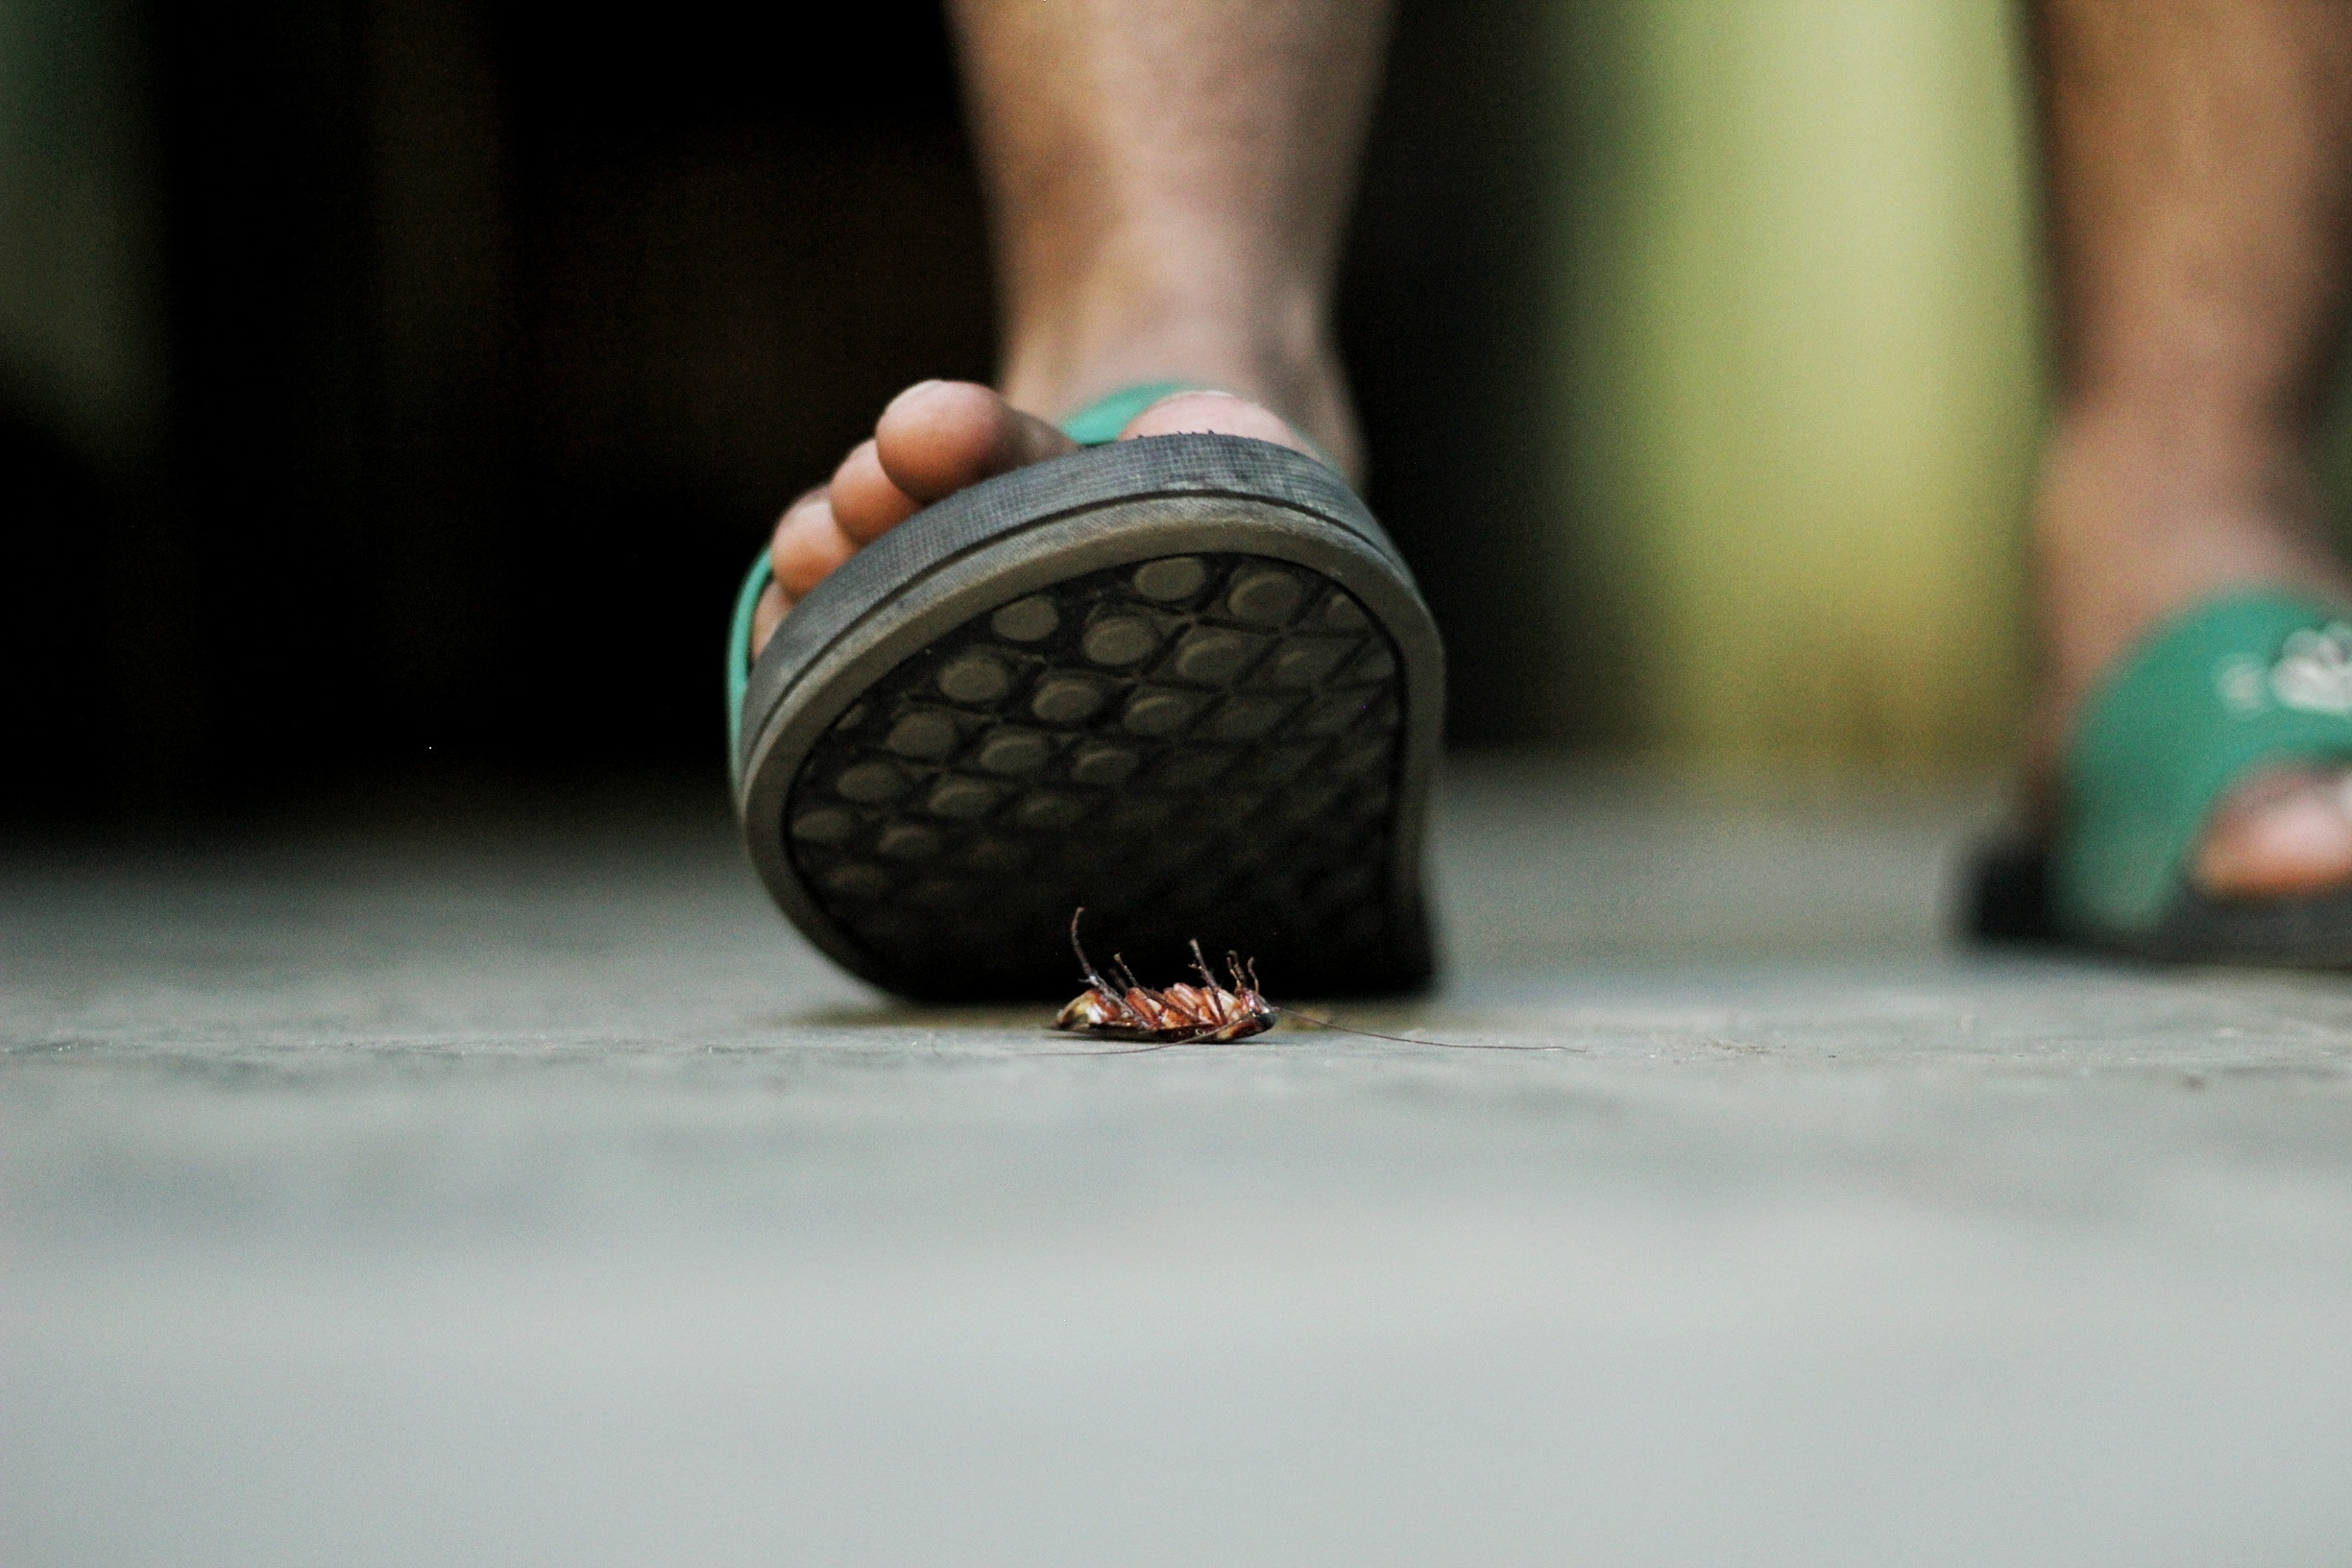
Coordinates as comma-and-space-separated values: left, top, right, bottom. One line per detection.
5, 758, 2351, 1567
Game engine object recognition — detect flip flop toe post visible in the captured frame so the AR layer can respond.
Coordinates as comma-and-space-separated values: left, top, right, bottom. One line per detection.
728, 398, 1442, 1001
2056, 590, 2352, 964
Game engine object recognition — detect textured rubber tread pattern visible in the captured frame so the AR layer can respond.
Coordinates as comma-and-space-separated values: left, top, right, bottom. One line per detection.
740, 436, 1402, 781
783, 552, 1403, 997
736, 434, 1438, 1001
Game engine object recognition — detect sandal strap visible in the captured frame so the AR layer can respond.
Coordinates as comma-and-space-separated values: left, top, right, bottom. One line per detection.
1056, 381, 1211, 446
724, 550, 773, 787
2059, 589, 2352, 935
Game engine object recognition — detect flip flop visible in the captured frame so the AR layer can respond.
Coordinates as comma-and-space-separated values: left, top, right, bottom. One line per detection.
1971, 590, 2352, 964
726, 386, 1443, 1001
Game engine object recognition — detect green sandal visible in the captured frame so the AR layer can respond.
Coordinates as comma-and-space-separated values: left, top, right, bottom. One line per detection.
1975, 590, 2352, 964
725, 384, 1443, 1001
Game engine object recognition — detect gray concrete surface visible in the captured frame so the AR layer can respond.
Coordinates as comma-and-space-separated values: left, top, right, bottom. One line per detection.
6, 758, 2351, 1567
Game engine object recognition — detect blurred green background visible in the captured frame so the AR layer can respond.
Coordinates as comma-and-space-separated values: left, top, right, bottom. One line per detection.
1549, 0, 2042, 772
3, 0, 2346, 815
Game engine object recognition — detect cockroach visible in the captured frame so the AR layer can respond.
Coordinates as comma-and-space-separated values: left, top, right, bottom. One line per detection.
1052, 909, 1559, 1053
1055, 909, 1277, 1045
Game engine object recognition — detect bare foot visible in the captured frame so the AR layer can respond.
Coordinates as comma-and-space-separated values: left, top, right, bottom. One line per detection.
749, 383, 1321, 659
2034, 413, 2352, 902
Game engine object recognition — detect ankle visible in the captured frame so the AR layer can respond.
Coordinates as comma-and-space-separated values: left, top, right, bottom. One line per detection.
2040, 400, 2324, 546
2031, 401, 2349, 732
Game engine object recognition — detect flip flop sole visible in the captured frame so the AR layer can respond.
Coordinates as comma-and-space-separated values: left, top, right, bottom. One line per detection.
735, 434, 1443, 1001
1965, 592, 2352, 969
1965, 842, 2352, 966
2128, 886, 2352, 966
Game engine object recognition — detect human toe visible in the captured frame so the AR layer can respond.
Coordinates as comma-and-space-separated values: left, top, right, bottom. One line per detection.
768, 491, 856, 601
2191, 767, 2352, 899
827, 440, 921, 546
874, 379, 1076, 504
750, 581, 789, 658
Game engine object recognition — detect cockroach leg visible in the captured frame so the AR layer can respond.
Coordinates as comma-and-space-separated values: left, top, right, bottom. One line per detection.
1049, 909, 1269, 1048
1068, 907, 1118, 997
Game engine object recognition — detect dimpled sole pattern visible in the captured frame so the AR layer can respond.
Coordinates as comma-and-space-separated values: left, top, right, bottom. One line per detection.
783, 552, 1404, 996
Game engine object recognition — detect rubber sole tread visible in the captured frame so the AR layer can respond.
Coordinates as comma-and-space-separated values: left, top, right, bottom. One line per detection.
734, 434, 1441, 1001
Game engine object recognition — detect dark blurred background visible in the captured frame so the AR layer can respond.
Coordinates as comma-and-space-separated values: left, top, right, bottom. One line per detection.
4, 0, 1566, 821
73, 2, 2328, 822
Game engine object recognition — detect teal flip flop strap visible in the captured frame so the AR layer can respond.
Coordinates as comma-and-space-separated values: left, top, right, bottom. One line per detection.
725, 546, 773, 780
724, 382, 1211, 773
2057, 590, 2352, 935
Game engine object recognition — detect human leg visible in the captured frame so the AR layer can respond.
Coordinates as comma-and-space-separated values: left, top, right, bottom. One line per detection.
750, 0, 1393, 658
2033, 0, 2352, 899
731, 0, 1434, 998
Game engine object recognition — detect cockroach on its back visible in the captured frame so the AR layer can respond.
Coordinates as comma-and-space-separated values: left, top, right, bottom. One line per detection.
1054, 909, 1277, 1044
1053, 909, 1569, 1054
